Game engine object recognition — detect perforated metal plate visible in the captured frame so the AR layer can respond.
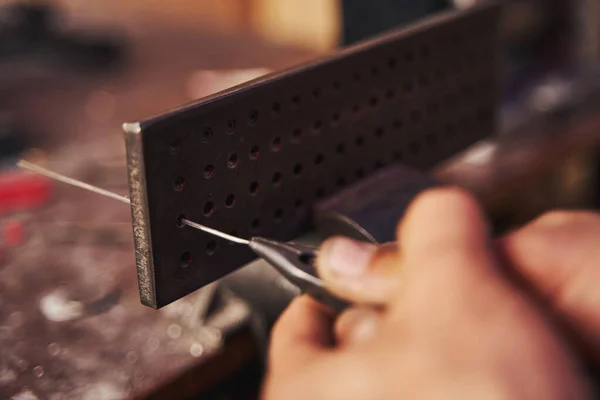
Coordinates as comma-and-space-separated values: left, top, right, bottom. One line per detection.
125, 4, 501, 308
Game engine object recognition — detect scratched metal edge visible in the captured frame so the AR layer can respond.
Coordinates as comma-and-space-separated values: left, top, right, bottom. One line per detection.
137, 1, 503, 131
123, 122, 157, 308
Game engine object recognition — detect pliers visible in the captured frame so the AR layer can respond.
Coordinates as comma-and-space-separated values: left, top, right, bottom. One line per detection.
249, 237, 351, 313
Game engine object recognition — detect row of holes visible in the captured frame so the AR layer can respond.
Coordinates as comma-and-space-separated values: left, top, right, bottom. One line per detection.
179, 177, 437, 267
168, 70, 492, 151
177, 195, 305, 266
177, 156, 443, 267
175, 110, 486, 265
177, 84, 492, 184
175, 111, 483, 229
173, 103, 491, 193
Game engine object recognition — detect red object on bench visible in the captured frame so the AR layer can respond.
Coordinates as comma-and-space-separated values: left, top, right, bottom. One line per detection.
0, 170, 53, 216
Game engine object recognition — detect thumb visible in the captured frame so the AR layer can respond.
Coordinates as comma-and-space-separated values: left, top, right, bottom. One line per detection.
316, 240, 401, 305
391, 187, 506, 320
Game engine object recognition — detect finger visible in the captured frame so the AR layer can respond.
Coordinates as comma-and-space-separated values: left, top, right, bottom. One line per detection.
498, 210, 600, 355
268, 295, 334, 377
378, 192, 594, 398
316, 239, 401, 305
398, 187, 495, 279
393, 187, 505, 317
334, 307, 382, 346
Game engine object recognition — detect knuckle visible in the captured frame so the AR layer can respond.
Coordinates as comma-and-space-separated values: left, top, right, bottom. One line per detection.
535, 210, 577, 228
398, 187, 480, 236
534, 209, 600, 229
413, 186, 477, 210
334, 307, 380, 345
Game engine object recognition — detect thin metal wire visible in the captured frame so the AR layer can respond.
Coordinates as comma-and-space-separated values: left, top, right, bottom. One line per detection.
181, 219, 249, 245
17, 159, 132, 204
17, 159, 250, 245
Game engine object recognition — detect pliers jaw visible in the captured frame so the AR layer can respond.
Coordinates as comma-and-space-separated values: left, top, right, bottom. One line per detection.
249, 237, 350, 313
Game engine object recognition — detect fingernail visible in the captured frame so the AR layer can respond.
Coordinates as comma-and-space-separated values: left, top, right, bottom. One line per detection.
347, 313, 379, 343
336, 308, 380, 345
321, 238, 376, 278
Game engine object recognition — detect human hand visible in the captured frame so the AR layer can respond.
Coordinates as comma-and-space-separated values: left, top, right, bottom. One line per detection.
263, 188, 596, 400
314, 194, 600, 359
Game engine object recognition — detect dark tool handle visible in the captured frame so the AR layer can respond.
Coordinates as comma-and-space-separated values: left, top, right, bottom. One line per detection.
315, 164, 439, 243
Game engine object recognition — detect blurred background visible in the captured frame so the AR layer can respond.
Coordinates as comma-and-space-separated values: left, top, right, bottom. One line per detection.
0, 0, 599, 399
